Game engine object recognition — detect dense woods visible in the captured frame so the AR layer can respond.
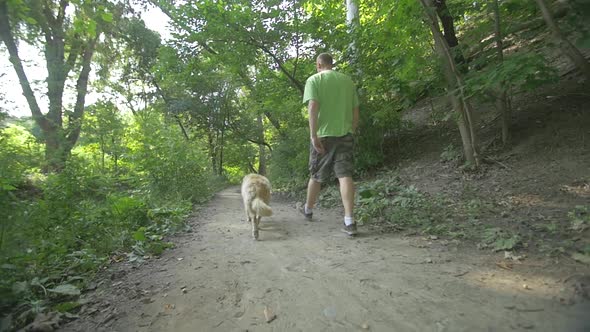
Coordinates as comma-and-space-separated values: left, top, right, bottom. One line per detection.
1, 0, 588, 329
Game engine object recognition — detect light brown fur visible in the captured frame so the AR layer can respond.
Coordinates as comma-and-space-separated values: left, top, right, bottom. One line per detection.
241, 174, 273, 240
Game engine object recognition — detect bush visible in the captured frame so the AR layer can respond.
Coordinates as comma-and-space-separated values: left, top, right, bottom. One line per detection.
127, 111, 212, 203
268, 127, 310, 190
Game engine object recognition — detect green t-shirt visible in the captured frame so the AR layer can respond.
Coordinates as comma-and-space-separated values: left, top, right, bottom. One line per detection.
302, 70, 359, 138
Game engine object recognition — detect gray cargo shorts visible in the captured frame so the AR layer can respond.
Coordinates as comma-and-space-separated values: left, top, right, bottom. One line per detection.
309, 134, 354, 183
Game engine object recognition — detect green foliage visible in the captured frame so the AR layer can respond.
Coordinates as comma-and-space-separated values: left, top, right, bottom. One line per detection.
81, 101, 126, 172
569, 205, 589, 232
480, 227, 522, 252
440, 144, 462, 163
0, 109, 217, 326
268, 127, 310, 189
464, 53, 558, 98
352, 171, 453, 234
0, 124, 43, 186
128, 111, 212, 203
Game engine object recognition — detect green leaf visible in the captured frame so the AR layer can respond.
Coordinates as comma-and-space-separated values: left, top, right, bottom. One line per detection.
88, 20, 97, 38
54, 301, 81, 313
359, 188, 377, 199
12, 281, 28, 294
493, 235, 520, 252
73, 18, 85, 34
24, 16, 37, 25
101, 12, 113, 23
1, 183, 16, 191
48, 284, 81, 296
133, 227, 146, 242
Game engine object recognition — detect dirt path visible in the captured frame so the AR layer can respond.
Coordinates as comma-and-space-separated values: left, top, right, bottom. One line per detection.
63, 187, 590, 332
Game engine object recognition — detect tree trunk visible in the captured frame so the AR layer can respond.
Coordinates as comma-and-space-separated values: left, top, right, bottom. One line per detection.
492, 0, 510, 145
207, 131, 217, 175
44, 128, 68, 171
218, 114, 226, 176
346, 0, 363, 84
112, 136, 119, 174
420, 0, 480, 167
433, 0, 465, 68
346, 0, 360, 60
535, 0, 590, 80
174, 115, 190, 140
257, 114, 266, 176
456, 105, 476, 164
100, 135, 106, 171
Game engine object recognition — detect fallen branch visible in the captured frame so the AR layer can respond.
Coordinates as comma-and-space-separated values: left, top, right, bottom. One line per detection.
453, 271, 469, 277
484, 157, 511, 170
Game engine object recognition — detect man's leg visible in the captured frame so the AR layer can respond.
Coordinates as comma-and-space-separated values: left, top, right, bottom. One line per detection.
338, 177, 354, 218
306, 178, 321, 209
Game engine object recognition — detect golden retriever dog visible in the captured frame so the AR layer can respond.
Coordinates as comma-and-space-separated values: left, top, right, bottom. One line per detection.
241, 174, 273, 240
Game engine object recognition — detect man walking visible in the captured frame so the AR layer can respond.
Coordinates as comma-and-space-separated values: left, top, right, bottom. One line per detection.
300, 53, 360, 236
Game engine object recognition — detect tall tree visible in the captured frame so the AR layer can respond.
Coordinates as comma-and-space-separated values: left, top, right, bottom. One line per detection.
0, 0, 123, 171
419, 0, 480, 167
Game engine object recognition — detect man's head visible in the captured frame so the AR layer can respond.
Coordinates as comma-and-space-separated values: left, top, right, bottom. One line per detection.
316, 53, 333, 72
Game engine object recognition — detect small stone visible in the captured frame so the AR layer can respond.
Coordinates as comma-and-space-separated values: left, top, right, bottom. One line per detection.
264, 306, 276, 323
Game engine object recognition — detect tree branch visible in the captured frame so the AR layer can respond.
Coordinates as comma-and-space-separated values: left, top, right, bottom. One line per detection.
152, 79, 190, 140
56, 0, 68, 26
247, 35, 304, 94
65, 37, 81, 71
66, 35, 99, 147
150, 0, 218, 55
0, 0, 48, 130
227, 120, 273, 152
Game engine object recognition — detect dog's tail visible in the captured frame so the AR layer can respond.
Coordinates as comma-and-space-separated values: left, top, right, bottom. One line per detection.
252, 198, 273, 217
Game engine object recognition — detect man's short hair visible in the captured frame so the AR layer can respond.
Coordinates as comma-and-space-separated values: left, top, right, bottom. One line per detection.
317, 53, 333, 67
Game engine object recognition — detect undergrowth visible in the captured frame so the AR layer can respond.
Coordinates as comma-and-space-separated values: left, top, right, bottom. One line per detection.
317, 171, 463, 237
316, 169, 589, 260
0, 168, 202, 328
0, 117, 225, 330
316, 170, 527, 250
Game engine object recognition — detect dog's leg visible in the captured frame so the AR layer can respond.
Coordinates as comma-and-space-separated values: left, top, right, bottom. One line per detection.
252, 215, 260, 240
243, 197, 251, 223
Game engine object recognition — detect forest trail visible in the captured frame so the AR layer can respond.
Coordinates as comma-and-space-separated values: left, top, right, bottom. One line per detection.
62, 187, 590, 332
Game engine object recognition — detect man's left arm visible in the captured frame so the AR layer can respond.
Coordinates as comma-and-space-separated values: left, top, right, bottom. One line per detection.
309, 100, 325, 154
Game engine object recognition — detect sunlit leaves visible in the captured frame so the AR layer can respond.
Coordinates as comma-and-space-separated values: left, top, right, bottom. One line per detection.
101, 12, 113, 23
